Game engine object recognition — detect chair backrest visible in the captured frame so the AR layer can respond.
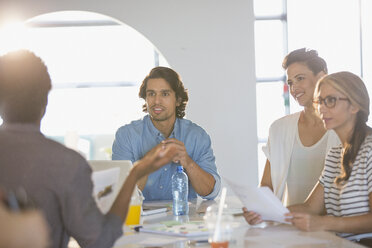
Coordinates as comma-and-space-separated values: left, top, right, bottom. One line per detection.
88, 160, 133, 213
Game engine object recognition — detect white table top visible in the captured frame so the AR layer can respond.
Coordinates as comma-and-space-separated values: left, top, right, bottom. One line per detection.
112, 196, 364, 248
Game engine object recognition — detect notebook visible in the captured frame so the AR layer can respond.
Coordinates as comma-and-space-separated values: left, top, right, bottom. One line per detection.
89, 160, 133, 213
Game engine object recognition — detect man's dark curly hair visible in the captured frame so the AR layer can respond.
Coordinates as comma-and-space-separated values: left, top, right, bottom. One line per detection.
139, 66, 188, 118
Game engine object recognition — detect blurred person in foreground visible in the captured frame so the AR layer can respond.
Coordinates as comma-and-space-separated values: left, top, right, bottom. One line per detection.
0, 50, 178, 248
0, 196, 49, 248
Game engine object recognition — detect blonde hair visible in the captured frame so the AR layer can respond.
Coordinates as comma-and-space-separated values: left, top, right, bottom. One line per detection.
314, 71, 370, 185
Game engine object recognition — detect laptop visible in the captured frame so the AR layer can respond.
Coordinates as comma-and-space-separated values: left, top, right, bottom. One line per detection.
88, 160, 133, 214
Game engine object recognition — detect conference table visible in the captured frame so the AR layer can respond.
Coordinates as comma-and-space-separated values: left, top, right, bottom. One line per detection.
112, 196, 364, 248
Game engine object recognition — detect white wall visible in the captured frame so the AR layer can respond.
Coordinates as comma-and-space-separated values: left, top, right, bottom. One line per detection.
0, 0, 258, 187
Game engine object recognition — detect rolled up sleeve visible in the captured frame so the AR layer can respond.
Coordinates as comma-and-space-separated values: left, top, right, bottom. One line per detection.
112, 126, 135, 162
193, 131, 221, 200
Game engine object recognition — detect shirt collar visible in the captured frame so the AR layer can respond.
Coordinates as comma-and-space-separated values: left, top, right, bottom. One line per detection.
145, 114, 178, 138
0, 122, 41, 133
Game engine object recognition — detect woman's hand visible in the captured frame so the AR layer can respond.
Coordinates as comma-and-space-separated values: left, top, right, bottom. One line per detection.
242, 207, 263, 225
285, 212, 325, 231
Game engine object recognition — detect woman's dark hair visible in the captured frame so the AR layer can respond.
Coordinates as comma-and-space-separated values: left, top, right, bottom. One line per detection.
282, 48, 328, 75
315, 71, 370, 185
0, 50, 51, 123
139, 66, 188, 118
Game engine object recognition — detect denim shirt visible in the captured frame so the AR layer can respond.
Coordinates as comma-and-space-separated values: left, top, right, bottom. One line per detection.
112, 115, 221, 201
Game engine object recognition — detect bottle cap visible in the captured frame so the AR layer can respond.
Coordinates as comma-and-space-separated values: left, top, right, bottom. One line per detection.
177, 165, 183, 172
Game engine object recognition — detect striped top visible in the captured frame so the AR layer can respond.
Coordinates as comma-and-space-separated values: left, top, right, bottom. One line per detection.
319, 134, 372, 241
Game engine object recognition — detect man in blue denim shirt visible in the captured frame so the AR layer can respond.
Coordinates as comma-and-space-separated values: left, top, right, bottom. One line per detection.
112, 67, 221, 201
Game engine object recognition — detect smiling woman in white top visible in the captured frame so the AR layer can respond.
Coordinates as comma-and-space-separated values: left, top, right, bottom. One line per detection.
285, 71, 372, 246
243, 48, 340, 225
263, 48, 340, 205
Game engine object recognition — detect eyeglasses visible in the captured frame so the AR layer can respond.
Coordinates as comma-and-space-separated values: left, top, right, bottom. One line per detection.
313, 96, 349, 108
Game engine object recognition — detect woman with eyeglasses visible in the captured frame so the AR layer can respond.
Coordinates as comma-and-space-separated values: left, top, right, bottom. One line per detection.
282, 71, 372, 246
244, 48, 340, 224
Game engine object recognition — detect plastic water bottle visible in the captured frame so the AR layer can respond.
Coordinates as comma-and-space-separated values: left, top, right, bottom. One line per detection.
172, 165, 189, 215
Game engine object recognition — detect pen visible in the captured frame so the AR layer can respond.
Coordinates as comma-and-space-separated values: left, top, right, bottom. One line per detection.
233, 212, 244, 217
188, 239, 209, 246
134, 225, 142, 232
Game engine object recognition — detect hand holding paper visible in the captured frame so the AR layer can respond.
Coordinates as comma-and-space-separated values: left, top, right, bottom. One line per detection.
225, 178, 290, 224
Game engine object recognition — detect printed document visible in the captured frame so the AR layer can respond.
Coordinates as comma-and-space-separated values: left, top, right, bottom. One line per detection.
225, 178, 289, 223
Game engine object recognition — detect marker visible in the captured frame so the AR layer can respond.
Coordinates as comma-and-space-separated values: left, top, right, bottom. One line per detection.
188, 239, 209, 246
134, 225, 142, 232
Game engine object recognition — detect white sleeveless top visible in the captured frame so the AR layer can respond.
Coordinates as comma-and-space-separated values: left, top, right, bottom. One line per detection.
284, 127, 329, 206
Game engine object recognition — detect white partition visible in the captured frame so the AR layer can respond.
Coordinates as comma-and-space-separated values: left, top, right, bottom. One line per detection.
0, 0, 258, 188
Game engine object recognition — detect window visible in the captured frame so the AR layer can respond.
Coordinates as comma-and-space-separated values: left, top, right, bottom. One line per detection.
0, 11, 169, 159
254, 0, 371, 180
287, 0, 360, 74
254, 0, 288, 179
362, 0, 372, 110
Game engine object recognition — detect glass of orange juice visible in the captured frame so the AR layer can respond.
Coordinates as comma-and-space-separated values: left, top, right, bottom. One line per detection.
125, 187, 143, 225
125, 204, 142, 225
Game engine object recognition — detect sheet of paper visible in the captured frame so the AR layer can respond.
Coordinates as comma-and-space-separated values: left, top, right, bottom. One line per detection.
91, 167, 120, 213
138, 237, 186, 247
225, 178, 289, 223
114, 232, 186, 247
142, 207, 169, 216
139, 221, 209, 237
142, 212, 168, 222
143, 200, 173, 208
